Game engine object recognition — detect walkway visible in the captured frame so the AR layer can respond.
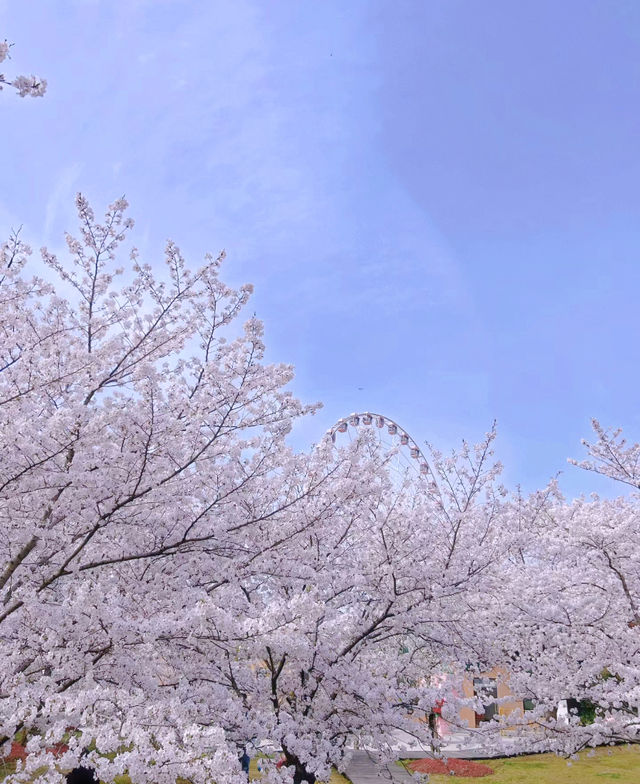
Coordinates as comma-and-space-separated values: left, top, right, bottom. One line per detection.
345, 752, 415, 784
388, 727, 520, 759
344, 728, 519, 784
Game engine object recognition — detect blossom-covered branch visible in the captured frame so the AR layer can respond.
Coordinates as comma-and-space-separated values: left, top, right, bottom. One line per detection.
0, 40, 46, 97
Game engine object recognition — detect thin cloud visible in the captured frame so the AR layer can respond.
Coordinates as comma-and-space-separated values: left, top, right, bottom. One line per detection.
44, 162, 82, 242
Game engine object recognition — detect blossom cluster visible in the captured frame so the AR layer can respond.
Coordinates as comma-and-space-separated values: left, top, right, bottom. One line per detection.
0, 39, 46, 97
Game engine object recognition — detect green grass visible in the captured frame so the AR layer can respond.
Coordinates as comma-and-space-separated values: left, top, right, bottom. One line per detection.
402, 745, 640, 783
0, 761, 49, 783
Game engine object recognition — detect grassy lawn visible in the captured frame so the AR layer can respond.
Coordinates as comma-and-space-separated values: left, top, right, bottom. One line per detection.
403, 745, 640, 783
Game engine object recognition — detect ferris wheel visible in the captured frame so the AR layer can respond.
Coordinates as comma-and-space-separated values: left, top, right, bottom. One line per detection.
325, 412, 439, 490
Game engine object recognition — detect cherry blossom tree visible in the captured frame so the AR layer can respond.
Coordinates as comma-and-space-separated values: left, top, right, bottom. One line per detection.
0, 194, 320, 784
0, 40, 46, 97
0, 197, 512, 784
147, 426, 511, 784
474, 422, 640, 756
12, 192, 630, 784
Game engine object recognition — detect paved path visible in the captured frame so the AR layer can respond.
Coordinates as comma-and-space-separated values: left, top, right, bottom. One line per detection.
344, 728, 519, 783
388, 728, 487, 759
345, 752, 415, 784
387, 728, 520, 760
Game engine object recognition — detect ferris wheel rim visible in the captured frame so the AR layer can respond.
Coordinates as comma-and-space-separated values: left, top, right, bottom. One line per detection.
325, 411, 437, 483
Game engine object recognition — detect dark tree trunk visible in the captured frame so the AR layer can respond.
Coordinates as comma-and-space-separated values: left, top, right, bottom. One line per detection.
282, 748, 316, 784
292, 763, 316, 784
65, 767, 98, 784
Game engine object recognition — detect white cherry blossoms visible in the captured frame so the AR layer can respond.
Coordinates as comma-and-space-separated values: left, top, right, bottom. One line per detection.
0, 40, 47, 97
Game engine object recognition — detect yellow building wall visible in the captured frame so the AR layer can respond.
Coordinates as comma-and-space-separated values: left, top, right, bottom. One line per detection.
461, 667, 523, 729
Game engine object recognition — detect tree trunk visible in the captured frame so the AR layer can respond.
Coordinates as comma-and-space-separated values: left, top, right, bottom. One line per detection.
282, 749, 316, 784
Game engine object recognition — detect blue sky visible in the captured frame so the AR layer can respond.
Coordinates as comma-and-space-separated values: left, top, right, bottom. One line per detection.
2, 0, 639, 497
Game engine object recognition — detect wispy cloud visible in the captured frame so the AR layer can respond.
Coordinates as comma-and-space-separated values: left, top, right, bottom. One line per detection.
44, 162, 82, 243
